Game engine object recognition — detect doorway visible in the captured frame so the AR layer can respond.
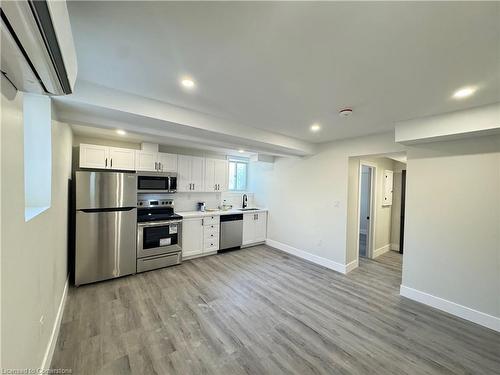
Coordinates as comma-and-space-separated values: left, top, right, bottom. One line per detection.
358, 163, 375, 258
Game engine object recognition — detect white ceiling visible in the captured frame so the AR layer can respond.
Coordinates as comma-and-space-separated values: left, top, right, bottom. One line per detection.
65, 1, 499, 145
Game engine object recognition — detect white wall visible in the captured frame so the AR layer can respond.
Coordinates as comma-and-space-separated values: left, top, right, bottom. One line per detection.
251, 132, 405, 268
1, 78, 73, 368
402, 135, 500, 322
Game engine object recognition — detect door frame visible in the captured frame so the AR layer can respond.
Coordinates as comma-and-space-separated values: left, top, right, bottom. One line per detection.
356, 161, 377, 261
399, 169, 406, 254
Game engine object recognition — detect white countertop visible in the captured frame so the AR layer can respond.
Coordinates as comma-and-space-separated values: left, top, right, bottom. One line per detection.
178, 208, 268, 218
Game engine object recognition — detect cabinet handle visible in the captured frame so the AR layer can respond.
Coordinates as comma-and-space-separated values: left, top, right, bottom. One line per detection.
159, 162, 162, 171
105, 158, 108, 167
193, 183, 195, 190
155, 162, 158, 170
110, 158, 113, 168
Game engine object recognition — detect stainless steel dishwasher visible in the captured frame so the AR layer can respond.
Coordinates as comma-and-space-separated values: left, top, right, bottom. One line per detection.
220, 214, 243, 250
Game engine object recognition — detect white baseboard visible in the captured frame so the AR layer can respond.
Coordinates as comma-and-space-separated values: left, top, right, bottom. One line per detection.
40, 276, 69, 370
400, 285, 500, 333
345, 259, 359, 273
266, 239, 349, 274
390, 243, 399, 251
373, 244, 390, 258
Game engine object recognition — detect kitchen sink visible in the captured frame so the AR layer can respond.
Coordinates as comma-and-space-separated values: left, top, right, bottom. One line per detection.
238, 208, 259, 211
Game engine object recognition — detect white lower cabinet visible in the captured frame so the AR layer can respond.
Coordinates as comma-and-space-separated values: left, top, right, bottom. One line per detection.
242, 212, 267, 245
182, 216, 220, 259
182, 218, 203, 258
203, 216, 220, 252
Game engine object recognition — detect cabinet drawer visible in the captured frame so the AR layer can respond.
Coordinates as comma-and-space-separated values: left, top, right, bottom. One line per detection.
204, 231, 219, 241
203, 224, 219, 234
202, 216, 220, 226
204, 240, 219, 252
137, 252, 181, 273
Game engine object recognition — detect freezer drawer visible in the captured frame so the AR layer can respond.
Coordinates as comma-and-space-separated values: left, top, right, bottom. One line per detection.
75, 171, 137, 210
75, 208, 137, 285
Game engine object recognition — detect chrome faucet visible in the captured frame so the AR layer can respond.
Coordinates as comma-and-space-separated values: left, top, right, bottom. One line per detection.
242, 194, 248, 208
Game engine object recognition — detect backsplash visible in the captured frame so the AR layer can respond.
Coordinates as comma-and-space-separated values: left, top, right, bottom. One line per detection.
140, 191, 256, 212
221, 192, 255, 209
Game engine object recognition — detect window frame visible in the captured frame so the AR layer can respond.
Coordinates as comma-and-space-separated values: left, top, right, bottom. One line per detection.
228, 159, 248, 192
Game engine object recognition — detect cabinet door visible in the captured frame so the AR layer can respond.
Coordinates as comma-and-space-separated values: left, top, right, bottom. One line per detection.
108, 147, 136, 170
204, 158, 216, 192
79, 144, 109, 169
177, 155, 192, 191
242, 213, 255, 245
254, 212, 267, 243
214, 159, 228, 192
190, 156, 205, 192
158, 153, 178, 172
135, 151, 157, 171
182, 218, 203, 258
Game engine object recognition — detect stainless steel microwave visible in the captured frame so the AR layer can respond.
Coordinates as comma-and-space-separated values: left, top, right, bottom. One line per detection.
137, 172, 177, 193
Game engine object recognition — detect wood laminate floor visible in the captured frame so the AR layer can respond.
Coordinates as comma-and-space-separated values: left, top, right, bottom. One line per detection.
51, 246, 500, 375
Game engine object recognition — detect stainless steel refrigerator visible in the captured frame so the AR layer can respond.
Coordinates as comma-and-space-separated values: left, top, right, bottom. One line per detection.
75, 171, 137, 285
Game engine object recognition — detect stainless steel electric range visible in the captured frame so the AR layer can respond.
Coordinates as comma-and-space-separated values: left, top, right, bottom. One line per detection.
136, 195, 183, 273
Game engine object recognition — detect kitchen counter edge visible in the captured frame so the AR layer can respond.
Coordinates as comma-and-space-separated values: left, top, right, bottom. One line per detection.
178, 209, 268, 218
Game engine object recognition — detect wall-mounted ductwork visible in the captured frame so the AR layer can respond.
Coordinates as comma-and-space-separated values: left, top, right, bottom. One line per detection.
1, 0, 77, 95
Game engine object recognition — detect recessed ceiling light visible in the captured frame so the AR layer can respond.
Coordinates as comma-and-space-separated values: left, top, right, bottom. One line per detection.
310, 123, 321, 132
116, 129, 127, 136
238, 149, 245, 153
452, 86, 477, 99
181, 78, 195, 88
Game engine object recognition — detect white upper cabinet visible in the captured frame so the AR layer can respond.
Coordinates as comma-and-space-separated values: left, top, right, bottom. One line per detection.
108, 147, 136, 170
157, 153, 178, 172
79, 144, 135, 170
136, 151, 178, 172
242, 212, 267, 245
79, 144, 108, 169
135, 150, 157, 171
178, 155, 204, 192
204, 159, 228, 192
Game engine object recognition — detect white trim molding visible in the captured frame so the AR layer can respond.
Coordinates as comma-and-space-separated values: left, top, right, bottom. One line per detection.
373, 244, 391, 259
345, 259, 359, 273
400, 285, 500, 333
266, 239, 352, 274
40, 277, 69, 370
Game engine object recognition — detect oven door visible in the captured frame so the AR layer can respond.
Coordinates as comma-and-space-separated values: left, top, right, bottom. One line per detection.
137, 220, 182, 258
137, 175, 169, 192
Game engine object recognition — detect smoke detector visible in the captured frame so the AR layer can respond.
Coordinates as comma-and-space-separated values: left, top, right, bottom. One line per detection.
339, 108, 353, 117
